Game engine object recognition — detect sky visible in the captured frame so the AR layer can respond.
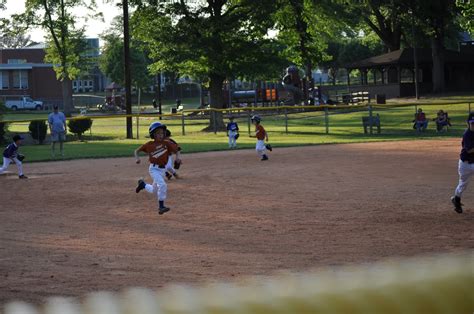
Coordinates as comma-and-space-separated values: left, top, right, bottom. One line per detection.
0, 0, 122, 43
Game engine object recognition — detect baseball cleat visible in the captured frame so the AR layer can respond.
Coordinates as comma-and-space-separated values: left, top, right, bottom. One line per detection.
451, 196, 463, 214
265, 144, 273, 151
165, 172, 172, 180
261, 155, 269, 161
158, 206, 170, 215
18, 175, 28, 179
136, 179, 146, 193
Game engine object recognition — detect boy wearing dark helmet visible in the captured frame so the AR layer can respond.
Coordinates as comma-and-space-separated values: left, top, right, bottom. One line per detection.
451, 113, 474, 214
134, 122, 181, 215
251, 115, 272, 161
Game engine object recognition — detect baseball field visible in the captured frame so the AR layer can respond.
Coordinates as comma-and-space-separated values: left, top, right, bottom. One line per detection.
0, 139, 472, 305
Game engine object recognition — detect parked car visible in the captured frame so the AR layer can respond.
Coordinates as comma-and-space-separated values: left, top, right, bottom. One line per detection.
5, 97, 43, 111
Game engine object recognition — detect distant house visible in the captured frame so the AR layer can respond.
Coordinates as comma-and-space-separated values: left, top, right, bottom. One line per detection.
344, 41, 474, 98
0, 44, 67, 107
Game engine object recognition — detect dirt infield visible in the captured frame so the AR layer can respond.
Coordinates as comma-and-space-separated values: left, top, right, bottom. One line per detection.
0, 139, 473, 305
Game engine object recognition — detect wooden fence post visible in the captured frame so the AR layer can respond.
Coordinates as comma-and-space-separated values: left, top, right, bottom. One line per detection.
181, 111, 185, 136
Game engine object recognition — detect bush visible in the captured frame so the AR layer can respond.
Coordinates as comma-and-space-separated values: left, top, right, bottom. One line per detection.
28, 120, 48, 144
68, 118, 93, 140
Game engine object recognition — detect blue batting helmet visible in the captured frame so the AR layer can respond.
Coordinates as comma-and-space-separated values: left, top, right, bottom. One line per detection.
149, 122, 167, 138
251, 115, 261, 123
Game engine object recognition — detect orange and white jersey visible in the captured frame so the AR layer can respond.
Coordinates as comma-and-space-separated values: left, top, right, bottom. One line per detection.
138, 139, 178, 166
255, 124, 266, 140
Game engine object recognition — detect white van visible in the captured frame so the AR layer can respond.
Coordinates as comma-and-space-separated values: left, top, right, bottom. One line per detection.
5, 97, 43, 110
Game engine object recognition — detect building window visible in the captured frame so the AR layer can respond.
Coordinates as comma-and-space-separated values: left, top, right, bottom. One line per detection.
12, 70, 28, 89
7, 59, 27, 64
0, 71, 9, 89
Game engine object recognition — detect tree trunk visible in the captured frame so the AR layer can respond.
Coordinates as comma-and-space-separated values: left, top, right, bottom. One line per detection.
204, 73, 226, 131
62, 78, 73, 117
431, 31, 445, 93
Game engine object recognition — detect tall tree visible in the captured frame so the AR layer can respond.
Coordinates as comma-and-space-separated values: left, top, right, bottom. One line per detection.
99, 33, 152, 90
100, 16, 152, 90
273, 0, 338, 104
8, 0, 99, 116
457, 0, 474, 34
320, 35, 384, 85
325, 0, 406, 53
0, 19, 33, 48
407, 0, 460, 92
132, 0, 281, 130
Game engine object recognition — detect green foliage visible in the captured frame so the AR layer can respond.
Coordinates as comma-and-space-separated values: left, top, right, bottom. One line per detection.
457, 0, 474, 34
99, 33, 152, 89
44, 30, 87, 81
131, 0, 286, 94
273, 0, 334, 70
320, 37, 384, 83
68, 118, 93, 140
28, 120, 48, 144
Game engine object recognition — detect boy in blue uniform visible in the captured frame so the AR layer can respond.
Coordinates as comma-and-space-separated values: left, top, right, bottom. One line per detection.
451, 113, 474, 213
0, 134, 27, 179
226, 116, 239, 149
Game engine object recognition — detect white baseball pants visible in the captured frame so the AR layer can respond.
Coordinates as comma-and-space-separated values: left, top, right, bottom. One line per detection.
256, 140, 266, 157
145, 164, 167, 201
166, 156, 176, 175
228, 131, 237, 148
0, 157, 24, 176
455, 160, 474, 197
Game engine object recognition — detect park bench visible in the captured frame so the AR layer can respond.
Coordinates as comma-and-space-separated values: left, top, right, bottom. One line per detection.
351, 91, 370, 104
362, 114, 381, 134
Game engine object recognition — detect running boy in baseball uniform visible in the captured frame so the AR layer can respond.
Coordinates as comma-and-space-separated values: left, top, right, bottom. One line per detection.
0, 134, 28, 179
226, 116, 239, 149
134, 122, 181, 215
451, 112, 474, 213
251, 115, 272, 161
164, 129, 181, 180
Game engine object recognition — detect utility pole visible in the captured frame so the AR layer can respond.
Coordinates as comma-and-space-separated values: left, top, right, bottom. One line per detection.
123, 0, 133, 138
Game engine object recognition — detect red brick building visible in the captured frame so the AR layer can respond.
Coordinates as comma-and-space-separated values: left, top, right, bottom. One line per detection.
0, 45, 69, 106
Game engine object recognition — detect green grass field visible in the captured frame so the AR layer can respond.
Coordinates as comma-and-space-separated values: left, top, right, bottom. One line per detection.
1, 99, 473, 162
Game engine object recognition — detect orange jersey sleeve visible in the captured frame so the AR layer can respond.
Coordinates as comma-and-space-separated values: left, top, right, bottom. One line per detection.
255, 124, 266, 140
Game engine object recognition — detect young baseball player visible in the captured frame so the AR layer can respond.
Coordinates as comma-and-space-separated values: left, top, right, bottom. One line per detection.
164, 129, 181, 180
251, 115, 272, 161
451, 112, 474, 214
0, 134, 28, 179
226, 116, 239, 149
134, 122, 181, 215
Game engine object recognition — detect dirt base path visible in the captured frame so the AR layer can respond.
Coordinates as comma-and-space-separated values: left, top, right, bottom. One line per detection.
1, 139, 472, 304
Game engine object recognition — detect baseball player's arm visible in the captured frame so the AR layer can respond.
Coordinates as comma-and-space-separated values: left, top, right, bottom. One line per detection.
134, 147, 144, 164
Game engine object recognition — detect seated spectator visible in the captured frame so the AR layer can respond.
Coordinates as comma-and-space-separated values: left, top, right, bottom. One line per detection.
413, 108, 428, 132
433, 110, 449, 132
